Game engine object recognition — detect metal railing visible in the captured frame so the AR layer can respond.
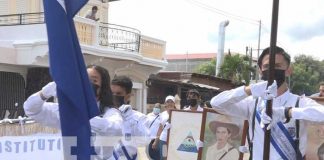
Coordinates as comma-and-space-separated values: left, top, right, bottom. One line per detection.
0, 12, 44, 26
99, 23, 141, 52
0, 12, 141, 52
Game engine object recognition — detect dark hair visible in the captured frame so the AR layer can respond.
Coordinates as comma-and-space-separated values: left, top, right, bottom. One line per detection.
320, 82, 324, 86
92, 6, 98, 11
318, 143, 324, 160
187, 89, 200, 97
257, 46, 291, 68
111, 75, 133, 94
87, 65, 113, 113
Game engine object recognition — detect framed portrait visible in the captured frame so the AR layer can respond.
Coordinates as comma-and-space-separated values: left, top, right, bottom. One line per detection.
306, 97, 324, 160
305, 122, 324, 160
167, 110, 203, 160
198, 108, 247, 160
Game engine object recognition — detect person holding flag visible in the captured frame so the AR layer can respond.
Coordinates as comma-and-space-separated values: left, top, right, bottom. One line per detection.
31, 0, 121, 159
210, 46, 324, 159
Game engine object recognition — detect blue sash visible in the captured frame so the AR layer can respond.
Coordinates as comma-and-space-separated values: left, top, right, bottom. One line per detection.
112, 140, 137, 160
255, 106, 298, 160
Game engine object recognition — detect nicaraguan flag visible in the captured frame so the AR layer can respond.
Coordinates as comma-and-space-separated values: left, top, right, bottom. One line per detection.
43, 0, 99, 159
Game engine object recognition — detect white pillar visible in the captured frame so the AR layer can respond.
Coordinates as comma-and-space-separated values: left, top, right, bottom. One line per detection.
216, 20, 229, 76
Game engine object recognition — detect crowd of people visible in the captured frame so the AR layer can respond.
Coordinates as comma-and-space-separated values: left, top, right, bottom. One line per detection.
23, 46, 324, 160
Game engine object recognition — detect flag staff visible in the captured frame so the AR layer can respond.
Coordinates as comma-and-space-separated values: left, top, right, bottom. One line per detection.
263, 0, 280, 159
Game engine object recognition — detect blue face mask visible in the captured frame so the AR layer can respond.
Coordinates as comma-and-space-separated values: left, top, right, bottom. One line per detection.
153, 108, 160, 114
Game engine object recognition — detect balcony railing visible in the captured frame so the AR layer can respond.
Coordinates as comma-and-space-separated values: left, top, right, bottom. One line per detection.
0, 12, 44, 26
0, 12, 165, 59
99, 23, 141, 52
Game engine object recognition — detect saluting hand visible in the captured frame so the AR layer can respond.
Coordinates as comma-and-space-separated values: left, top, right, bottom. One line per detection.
40, 82, 57, 100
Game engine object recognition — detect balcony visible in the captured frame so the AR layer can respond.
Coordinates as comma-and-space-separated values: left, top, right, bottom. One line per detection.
0, 12, 165, 60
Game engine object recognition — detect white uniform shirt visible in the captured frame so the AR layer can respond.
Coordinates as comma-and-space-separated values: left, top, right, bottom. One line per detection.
23, 92, 123, 159
159, 111, 170, 142
146, 112, 161, 139
183, 105, 204, 111
117, 107, 150, 159
211, 86, 324, 159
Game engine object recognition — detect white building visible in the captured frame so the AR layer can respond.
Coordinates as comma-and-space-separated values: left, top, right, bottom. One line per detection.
0, 0, 167, 118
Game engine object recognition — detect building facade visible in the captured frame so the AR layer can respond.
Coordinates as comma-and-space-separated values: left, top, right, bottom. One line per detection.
164, 53, 215, 73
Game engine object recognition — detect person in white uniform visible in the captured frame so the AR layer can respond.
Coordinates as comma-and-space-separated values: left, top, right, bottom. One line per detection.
152, 95, 176, 160
23, 65, 123, 159
183, 89, 204, 112
110, 75, 150, 160
146, 103, 162, 160
210, 46, 324, 160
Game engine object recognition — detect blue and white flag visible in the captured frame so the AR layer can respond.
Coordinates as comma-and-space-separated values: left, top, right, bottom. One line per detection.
43, 0, 99, 159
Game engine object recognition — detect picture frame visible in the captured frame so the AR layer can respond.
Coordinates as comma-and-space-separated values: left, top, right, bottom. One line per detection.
305, 122, 324, 160
166, 109, 203, 160
198, 108, 247, 160
306, 97, 324, 160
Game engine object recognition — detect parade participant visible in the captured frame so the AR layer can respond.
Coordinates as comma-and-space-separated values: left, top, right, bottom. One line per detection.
110, 75, 150, 160
146, 103, 162, 160
23, 66, 123, 159
152, 95, 176, 160
206, 119, 239, 160
87, 65, 114, 115
85, 6, 100, 21
311, 82, 324, 97
183, 89, 203, 111
211, 46, 324, 159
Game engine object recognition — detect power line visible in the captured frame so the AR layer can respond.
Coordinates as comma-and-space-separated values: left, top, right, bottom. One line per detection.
260, 23, 292, 54
185, 0, 293, 54
185, 0, 259, 25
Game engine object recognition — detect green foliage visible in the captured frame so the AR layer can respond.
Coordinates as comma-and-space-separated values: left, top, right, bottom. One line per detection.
290, 55, 323, 95
195, 54, 255, 85
195, 58, 216, 76
221, 54, 255, 85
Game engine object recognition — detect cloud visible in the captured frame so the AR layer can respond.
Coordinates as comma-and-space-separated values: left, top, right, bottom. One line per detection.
286, 17, 324, 41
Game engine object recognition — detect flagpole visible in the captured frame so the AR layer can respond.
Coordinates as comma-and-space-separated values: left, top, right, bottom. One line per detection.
263, 0, 280, 159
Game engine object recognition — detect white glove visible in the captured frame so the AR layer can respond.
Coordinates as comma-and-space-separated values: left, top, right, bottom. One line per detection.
119, 104, 132, 119
164, 122, 171, 130
90, 117, 107, 132
250, 81, 277, 100
260, 107, 285, 130
238, 146, 249, 153
41, 82, 57, 99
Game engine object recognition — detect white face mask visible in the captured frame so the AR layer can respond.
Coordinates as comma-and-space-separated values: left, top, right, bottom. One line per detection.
153, 108, 160, 114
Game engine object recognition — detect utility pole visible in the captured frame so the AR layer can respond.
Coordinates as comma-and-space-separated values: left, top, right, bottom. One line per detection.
185, 51, 188, 72
256, 20, 262, 82
249, 47, 253, 81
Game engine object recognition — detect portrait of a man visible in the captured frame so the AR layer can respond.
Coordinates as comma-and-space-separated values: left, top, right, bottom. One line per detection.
205, 120, 239, 160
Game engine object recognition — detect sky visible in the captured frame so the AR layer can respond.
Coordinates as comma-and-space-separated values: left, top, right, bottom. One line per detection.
108, 0, 324, 61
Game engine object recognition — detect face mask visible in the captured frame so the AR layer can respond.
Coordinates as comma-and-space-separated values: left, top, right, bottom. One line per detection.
153, 108, 160, 114
261, 69, 286, 88
187, 99, 198, 107
112, 95, 125, 107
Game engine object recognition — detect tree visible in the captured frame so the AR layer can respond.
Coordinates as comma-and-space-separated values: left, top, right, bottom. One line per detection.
290, 55, 323, 95
195, 58, 216, 76
195, 54, 255, 85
